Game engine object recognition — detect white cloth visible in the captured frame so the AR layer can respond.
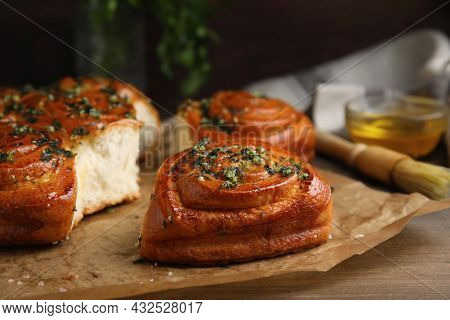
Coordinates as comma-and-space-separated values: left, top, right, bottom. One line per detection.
312, 83, 365, 134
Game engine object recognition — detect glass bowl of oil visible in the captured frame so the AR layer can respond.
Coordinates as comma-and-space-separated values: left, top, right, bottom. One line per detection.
345, 91, 447, 158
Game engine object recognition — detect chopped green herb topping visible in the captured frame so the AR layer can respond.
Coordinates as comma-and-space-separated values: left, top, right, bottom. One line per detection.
220, 166, 243, 189
32, 137, 49, 147
4, 103, 24, 114
71, 127, 89, 139
67, 97, 101, 118
182, 138, 309, 190
40, 142, 74, 162
10, 125, 32, 136
45, 119, 62, 132
63, 84, 82, 99
300, 172, 309, 180
197, 98, 235, 133
192, 137, 210, 153
124, 112, 135, 119
0, 151, 14, 163
40, 148, 53, 162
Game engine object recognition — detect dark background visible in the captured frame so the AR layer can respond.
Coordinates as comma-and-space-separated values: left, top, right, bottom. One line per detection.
0, 0, 449, 117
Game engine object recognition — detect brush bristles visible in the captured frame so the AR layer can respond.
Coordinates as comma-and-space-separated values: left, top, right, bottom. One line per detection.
393, 159, 450, 200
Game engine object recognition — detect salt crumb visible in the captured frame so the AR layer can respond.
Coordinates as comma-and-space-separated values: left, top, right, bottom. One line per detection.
328, 234, 333, 240
59, 287, 67, 293
8, 279, 14, 283
38, 281, 45, 287
354, 234, 364, 239
74, 274, 79, 279
23, 274, 30, 279
149, 279, 154, 282
197, 176, 205, 182
154, 262, 158, 267
168, 271, 174, 277
17, 280, 23, 285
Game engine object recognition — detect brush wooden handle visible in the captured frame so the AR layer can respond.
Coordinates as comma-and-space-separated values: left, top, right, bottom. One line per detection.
316, 131, 410, 184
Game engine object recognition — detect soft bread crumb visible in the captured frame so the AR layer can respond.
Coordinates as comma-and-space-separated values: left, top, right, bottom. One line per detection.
134, 99, 160, 156
72, 124, 140, 225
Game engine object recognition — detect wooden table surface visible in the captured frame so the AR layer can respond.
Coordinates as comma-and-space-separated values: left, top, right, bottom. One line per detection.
137, 146, 450, 300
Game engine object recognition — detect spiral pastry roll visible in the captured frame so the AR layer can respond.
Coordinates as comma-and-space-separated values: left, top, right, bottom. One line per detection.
139, 138, 332, 265
177, 91, 315, 161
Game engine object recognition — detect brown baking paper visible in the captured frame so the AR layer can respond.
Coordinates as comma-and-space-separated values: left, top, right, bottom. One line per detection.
1, 167, 449, 300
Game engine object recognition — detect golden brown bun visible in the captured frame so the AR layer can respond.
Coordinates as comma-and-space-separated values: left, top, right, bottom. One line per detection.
178, 91, 315, 162
139, 139, 332, 265
0, 77, 158, 245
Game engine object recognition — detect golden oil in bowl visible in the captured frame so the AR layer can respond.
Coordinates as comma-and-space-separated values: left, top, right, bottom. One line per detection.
345, 93, 447, 158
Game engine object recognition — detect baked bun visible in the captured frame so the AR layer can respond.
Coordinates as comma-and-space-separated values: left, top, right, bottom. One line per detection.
0, 77, 160, 245
177, 91, 315, 161
139, 138, 332, 265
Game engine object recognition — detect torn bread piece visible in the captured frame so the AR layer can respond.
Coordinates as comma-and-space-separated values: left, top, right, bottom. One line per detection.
0, 77, 160, 245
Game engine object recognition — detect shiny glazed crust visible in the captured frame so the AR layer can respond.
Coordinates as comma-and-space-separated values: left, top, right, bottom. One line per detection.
139, 139, 332, 265
0, 77, 156, 245
178, 91, 316, 162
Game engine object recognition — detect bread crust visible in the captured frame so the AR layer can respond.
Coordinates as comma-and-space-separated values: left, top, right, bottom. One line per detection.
139, 139, 332, 265
178, 91, 315, 162
0, 77, 151, 245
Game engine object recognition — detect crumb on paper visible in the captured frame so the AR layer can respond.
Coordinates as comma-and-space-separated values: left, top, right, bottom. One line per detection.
16, 280, 23, 286
38, 281, 45, 287
154, 262, 158, 267
168, 271, 174, 277
329, 234, 333, 240
8, 279, 14, 283
23, 274, 30, 279
59, 287, 67, 293
62, 273, 77, 281
150, 279, 154, 282
354, 234, 364, 239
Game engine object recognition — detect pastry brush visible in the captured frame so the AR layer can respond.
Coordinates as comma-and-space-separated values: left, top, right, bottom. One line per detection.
316, 131, 450, 200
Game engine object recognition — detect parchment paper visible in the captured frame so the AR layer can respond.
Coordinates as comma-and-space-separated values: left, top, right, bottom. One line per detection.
1, 167, 449, 300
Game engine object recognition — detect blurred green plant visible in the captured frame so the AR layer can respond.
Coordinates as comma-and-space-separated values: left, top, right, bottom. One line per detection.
86, 0, 218, 96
